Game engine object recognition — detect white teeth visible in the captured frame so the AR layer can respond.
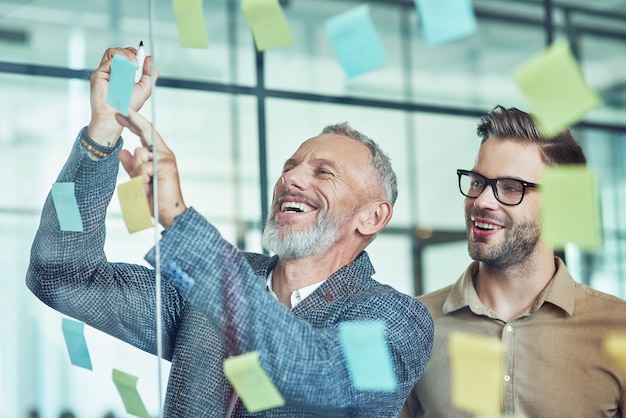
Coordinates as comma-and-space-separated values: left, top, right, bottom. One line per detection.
281, 201, 312, 213
473, 220, 501, 230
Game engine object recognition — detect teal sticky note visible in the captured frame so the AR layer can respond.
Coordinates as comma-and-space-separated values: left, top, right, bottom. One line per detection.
61, 318, 92, 370
112, 369, 151, 418
325, 4, 387, 79
414, 0, 477, 46
339, 320, 397, 391
540, 165, 601, 251
106, 54, 136, 116
51, 182, 83, 232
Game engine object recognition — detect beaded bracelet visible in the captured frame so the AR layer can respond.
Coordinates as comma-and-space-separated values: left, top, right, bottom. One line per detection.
79, 127, 116, 159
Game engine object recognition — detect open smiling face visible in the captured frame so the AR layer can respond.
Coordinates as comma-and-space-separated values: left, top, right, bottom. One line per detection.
465, 137, 546, 269
262, 133, 379, 260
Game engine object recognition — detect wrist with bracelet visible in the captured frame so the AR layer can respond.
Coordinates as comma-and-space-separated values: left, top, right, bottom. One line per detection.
79, 126, 117, 159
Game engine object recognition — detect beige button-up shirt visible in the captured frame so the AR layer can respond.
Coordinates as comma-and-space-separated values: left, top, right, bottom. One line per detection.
402, 258, 626, 418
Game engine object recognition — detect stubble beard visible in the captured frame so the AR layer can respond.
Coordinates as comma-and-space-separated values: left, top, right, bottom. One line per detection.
262, 209, 343, 260
467, 215, 540, 270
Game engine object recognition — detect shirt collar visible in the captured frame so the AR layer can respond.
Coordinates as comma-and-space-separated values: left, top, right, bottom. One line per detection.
443, 257, 576, 318
266, 270, 326, 309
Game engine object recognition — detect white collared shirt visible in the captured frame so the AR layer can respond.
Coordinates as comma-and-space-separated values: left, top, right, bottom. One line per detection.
266, 270, 326, 309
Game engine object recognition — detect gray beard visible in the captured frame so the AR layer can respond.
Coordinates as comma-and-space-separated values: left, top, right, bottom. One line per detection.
468, 218, 540, 270
262, 209, 342, 260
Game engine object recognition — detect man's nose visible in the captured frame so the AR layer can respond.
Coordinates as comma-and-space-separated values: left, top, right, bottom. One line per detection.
281, 166, 307, 192
473, 184, 499, 209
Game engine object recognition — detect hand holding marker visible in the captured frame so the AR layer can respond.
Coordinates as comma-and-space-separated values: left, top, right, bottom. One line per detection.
135, 41, 145, 83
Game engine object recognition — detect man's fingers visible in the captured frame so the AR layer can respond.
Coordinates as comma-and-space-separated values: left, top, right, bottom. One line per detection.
118, 149, 134, 177
99, 47, 137, 67
115, 110, 170, 152
115, 111, 151, 147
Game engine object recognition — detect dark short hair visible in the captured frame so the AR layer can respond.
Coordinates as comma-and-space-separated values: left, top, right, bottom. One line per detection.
477, 105, 587, 165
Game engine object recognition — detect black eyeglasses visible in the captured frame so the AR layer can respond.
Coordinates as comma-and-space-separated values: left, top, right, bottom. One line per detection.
457, 169, 540, 206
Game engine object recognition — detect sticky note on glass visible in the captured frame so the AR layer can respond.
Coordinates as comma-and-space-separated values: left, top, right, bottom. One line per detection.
241, 0, 295, 51
325, 4, 388, 79
514, 39, 602, 137
105, 54, 135, 116
414, 0, 477, 46
61, 318, 92, 370
223, 351, 285, 413
51, 182, 83, 232
604, 334, 626, 375
172, 0, 209, 49
449, 331, 503, 415
339, 320, 397, 391
117, 176, 153, 233
540, 165, 601, 251
112, 369, 150, 418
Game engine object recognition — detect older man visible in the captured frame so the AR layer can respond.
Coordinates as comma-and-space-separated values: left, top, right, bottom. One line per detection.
27, 46, 434, 417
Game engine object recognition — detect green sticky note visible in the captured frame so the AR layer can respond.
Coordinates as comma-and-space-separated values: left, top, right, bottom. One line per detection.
223, 351, 285, 413
106, 54, 136, 116
117, 176, 153, 234
514, 38, 602, 137
51, 182, 83, 232
61, 318, 92, 370
449, 332, 503, 415
241, 0, 295, 51
172, 0, 209, 49
540, 165, 601, 251
112, 369, 150, 418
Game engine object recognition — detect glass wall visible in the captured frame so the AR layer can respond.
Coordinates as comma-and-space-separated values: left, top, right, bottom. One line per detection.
1, 0, 625, 416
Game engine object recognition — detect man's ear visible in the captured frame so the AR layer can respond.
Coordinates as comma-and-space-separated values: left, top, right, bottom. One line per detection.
356, 200, 393, 237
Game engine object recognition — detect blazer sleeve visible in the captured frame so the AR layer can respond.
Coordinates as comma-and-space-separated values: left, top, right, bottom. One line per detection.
26, 131, 185, 360
146, 207, 434, 415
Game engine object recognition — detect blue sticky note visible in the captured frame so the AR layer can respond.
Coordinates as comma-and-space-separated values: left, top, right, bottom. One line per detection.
325, 4, 387, 79
339, 320, 397, 391
106, 54, 136, 116
61, 318, 93, 370
414, 0, 477, 46
51, 182, 83, 232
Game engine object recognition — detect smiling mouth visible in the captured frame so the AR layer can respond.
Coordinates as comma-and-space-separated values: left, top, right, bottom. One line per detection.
471, 216, 503, 231
281, 201, 313, 213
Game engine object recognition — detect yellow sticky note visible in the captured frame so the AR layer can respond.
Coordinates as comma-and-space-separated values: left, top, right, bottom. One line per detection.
117, 176, 153, 234
172, 0, 209, 49
604, 333, 626, 375
514, 38, 602, 136
241, 0, 295, 51
540, 165, 601, 251
449, 331, 503, 415
223, 351, 285, 413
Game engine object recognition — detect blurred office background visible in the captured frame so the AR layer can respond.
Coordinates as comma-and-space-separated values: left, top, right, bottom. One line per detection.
0, 0, 624, 416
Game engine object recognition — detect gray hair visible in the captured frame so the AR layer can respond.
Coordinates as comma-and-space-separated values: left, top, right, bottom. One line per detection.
321, 122, 398, 205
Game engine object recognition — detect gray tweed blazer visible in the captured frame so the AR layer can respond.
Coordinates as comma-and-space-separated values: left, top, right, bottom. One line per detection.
27, 130, 434, 417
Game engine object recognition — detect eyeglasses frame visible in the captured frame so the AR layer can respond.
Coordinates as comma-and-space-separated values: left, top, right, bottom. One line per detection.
456, 169, 540, 206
